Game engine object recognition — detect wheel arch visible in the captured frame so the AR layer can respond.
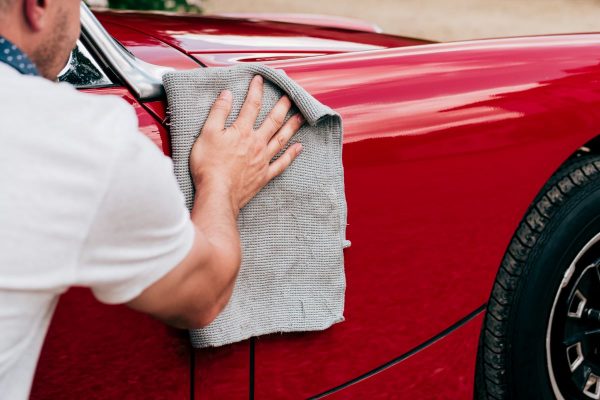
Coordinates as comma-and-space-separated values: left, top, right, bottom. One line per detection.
475, 131, 600, 399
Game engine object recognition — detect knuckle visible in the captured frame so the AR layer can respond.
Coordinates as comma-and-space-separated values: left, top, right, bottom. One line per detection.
213, 98, 229, 110
268, 114, 283, 128
200, 123, 216, 135
253, 142, 264, 154
250, 98, 261, 110
276, 134, 286, 149
229, 122, 241, 135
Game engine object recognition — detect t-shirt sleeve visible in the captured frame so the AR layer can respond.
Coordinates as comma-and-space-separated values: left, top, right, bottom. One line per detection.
76, 103, 195, 304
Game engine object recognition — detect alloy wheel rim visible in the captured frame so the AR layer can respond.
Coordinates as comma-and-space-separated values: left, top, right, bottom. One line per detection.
547, 232, 600, 400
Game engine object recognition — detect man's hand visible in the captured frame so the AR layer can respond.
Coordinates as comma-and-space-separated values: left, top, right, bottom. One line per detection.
190, 75, 304, 211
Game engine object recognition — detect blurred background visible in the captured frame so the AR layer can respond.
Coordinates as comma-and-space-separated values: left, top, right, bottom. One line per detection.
87, 0, 600, 41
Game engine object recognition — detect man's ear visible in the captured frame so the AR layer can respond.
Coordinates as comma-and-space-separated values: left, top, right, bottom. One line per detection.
23, 0, 48, 32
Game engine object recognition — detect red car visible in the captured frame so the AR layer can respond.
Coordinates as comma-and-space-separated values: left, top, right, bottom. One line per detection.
31, 4, 600, 400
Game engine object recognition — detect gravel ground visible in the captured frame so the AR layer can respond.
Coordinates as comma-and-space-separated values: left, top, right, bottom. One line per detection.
202, 0, 600, 41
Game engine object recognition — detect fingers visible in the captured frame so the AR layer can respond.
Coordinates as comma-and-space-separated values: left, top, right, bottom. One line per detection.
267, 113, 305, 159
257, 95, 292, 142
202, 89, 232, 134
268, 143, 303, 180
235, 75, 263, 133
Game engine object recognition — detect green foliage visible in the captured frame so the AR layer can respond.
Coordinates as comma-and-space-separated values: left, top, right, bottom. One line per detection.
107, 0, 201, 12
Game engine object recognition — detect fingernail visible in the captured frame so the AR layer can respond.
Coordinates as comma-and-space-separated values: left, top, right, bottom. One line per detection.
296, 143, 303, 154
297, 114, 305, 123
254, 75, 263, 84
219, 89, 231, 100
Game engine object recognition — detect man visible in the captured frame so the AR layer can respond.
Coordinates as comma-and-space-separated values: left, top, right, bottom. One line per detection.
0, 0, 305, 398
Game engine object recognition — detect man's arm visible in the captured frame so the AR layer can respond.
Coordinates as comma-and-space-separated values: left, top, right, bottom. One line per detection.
126, 75, 305, 329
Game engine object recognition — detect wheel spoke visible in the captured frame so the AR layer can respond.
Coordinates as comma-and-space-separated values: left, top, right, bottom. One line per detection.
566, 342, 584, 372
568, 290, 588, 319
564, 317, 592, 346
571, 361, 593, 393
584, 373, 600, 399
564, 321, 600, 345
575, 275, 595, 308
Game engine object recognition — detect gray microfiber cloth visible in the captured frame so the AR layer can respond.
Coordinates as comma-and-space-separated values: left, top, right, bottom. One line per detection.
163, 63, 349, 348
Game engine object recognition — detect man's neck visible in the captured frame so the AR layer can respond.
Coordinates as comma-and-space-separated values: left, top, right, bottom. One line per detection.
0, 12, 43, 77
0, 13, 30, 55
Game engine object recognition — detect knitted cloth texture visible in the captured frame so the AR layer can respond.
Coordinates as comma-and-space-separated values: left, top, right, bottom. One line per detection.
163, 63, 348, 348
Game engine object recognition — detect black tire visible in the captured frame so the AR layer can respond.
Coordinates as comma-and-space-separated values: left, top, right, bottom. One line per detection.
475, 153, 600, 400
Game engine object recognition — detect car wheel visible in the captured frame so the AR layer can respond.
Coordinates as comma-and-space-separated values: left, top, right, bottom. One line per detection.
475, 153, 600, 400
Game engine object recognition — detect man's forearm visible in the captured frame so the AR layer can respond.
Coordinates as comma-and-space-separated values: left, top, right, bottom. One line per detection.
125, 179, 242, 330
190, 177, 242, 308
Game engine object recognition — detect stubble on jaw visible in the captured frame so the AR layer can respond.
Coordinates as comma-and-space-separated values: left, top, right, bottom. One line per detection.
30, 8, 74, 81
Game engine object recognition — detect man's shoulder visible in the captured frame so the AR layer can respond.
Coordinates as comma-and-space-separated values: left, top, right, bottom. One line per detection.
27, 78, 135, 127
54, 85, 137, 134
1, 67, 137, 140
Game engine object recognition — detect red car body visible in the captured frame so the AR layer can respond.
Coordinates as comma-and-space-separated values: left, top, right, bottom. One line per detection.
30, 10, 600, 399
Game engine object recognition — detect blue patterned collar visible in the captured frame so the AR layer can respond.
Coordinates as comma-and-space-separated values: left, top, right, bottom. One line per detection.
0, 36, 39, 76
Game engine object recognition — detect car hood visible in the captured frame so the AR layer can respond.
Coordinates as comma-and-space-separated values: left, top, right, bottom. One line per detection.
95, 10, 430, 66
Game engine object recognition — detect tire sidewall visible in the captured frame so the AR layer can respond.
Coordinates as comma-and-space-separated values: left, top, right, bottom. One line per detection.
507, 179, 600, 399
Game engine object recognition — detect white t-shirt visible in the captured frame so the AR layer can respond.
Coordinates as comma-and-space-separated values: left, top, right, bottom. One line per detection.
0, 63, 195, 399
